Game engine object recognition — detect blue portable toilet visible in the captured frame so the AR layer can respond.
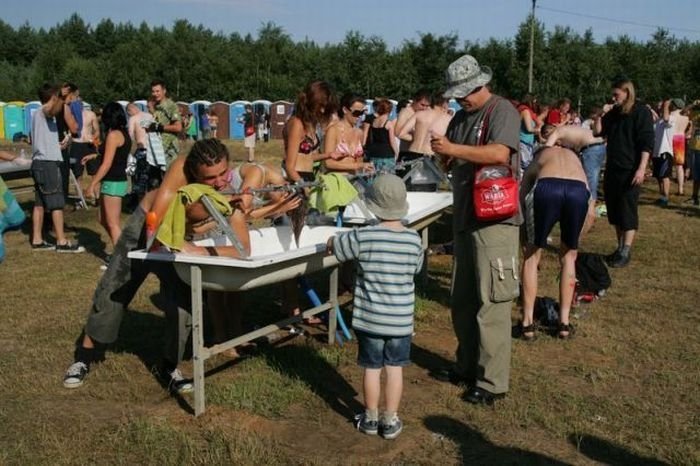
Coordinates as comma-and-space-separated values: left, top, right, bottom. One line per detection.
388, 99, 398, 121
24, 101, 41, 137
230, 100, 250, 140
4, 102, 26, 141
191, 100, 211, 139
134, 100, 148, 112
448, 98, 461, 114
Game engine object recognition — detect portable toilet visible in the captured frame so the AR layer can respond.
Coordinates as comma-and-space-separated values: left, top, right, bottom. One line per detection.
134, 100, 148, 112
230, 100, 250, 140
116, 100, 129, 113
177, 102, 196, 139
448, 98, 461, 115
270, 100, 293, 140
388, 99, 398, 120
191, 100, 211, 139
4, 102, 26, 141
0, 103, 5, 140
24, 101, 41, 138
209, 101, 230, 139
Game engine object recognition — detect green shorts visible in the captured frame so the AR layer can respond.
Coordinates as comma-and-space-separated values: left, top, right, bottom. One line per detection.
101, 180, 128, 197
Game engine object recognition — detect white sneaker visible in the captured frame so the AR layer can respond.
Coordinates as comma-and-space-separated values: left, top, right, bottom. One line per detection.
63, 362, 89, 388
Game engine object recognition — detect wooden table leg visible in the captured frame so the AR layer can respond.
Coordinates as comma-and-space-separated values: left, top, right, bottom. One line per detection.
191, 265, 206, 416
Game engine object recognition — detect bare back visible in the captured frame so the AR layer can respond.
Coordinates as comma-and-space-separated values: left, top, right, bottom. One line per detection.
409, 108, 452, 155
535, 147, 587, 184
546, 126, 603, 152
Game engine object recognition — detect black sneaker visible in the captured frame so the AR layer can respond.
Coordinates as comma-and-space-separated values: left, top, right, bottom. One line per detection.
604, 249, 622, 264
609, 252, 631, 268
155, 367, 193, 394
431, 368, 471, 387
463, 387, 505, 406
379, 415, 403, 440
355, 413, 379, 436
63, 361, 89, 388
56, 242, 85, 253
31, 241, 55, 251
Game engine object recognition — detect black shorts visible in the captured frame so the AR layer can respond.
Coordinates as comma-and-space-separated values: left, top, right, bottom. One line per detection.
70, 142, 99, 177
31, 160, 65, 211
530, 178, 590, 249
604, 169, 639, 231
652, 153, 672, 179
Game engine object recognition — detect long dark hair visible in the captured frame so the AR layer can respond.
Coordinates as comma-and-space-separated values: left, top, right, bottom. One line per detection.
294, 80, 337, 128
101, 102, 128, 131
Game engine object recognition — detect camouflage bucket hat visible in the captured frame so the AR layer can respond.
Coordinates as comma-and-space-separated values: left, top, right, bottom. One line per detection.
671, 98, 686, 109
365, 174, 409, 220
443, 54, 493, 99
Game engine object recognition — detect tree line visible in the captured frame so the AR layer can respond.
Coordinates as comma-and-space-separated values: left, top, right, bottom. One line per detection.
1, 14, 699, 113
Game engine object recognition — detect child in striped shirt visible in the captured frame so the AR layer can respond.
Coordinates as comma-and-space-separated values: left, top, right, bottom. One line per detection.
327, 174, 424, 440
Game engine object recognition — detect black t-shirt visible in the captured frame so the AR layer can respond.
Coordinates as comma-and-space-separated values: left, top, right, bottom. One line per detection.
601, 102, 654, 172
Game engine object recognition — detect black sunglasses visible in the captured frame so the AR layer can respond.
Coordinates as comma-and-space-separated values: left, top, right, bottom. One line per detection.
458, 86, 484, 101
350, 109, 365, 117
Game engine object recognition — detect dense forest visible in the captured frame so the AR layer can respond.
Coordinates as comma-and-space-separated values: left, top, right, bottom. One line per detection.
1, 14, 699, 112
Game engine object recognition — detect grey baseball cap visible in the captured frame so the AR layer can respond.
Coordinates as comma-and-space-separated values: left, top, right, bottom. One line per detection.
365, 174, 409, 220
443, 54, 493, 99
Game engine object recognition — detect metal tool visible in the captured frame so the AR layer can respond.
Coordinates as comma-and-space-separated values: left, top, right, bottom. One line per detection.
200, 195, 249, 258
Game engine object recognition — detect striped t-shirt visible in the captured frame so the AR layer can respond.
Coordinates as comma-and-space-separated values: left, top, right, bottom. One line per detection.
332, 226, 424, 337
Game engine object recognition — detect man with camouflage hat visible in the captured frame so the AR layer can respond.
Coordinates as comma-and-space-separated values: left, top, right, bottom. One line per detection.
431, 54, 521, 406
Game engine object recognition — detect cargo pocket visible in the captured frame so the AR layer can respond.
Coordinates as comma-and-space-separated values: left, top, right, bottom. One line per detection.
489, 254, 520, 303
32, 163, 60, 195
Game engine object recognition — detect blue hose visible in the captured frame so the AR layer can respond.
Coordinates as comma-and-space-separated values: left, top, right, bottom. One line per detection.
298, 277, 352, 343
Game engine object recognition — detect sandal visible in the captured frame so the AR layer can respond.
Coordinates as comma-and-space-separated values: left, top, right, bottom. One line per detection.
558, 322, 575, 339
521, 323, 536, 341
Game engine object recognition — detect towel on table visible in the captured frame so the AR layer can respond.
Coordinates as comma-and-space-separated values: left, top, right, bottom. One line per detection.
156, 183, 232, 251
308, 173, 358, 214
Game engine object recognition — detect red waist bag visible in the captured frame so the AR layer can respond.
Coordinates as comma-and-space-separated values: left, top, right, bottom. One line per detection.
473, 165, 518, 221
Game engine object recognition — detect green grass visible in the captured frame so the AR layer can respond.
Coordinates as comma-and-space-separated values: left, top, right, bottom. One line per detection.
0, 139, 699, 464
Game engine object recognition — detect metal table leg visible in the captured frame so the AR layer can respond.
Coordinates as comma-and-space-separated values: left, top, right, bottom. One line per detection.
328, 266, 338, 344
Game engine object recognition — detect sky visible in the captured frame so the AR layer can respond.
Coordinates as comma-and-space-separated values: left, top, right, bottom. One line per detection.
2, 0, 700, 48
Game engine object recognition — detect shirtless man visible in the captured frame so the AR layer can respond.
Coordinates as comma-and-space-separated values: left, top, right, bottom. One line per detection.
394, 89, 431, 163
542, 123, 605, 233
520, 146, 590, 340
396, 93, 453, 156
126, 102, 161, 198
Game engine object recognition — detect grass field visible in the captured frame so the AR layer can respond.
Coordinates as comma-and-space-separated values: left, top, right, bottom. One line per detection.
0, 139, 698, 465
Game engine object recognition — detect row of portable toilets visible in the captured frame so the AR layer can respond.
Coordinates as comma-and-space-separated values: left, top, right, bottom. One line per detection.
0, 99, 463, 142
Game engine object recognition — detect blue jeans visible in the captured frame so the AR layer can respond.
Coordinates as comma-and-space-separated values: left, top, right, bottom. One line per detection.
581, 144, 606, 200
355, 330, 412, 369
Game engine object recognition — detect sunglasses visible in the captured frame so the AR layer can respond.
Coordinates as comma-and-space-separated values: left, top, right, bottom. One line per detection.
457, 86, 484, 102
349, 109, 365, 117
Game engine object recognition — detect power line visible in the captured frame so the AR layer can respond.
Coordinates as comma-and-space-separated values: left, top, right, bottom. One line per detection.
537, 5, 700, 36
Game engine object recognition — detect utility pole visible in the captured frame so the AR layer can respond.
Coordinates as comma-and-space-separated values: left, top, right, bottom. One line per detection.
528, 0, 537, 93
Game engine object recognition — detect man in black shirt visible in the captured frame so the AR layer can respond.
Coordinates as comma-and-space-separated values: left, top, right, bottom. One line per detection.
594, 79, 654, 267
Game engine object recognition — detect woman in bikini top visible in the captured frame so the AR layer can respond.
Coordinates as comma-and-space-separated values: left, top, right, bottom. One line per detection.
283, 80, 339, 183
323, 93, 375, 174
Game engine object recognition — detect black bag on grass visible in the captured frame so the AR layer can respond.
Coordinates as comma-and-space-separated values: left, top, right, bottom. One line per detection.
575, 253, 611, 295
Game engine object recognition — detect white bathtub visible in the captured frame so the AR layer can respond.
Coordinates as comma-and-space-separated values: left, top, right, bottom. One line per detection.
338, 191, 453, 230
129, 225, 348, 291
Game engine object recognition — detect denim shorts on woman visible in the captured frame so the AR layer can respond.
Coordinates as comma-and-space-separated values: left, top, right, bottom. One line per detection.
101, 180, 128, 197
355, 330, 412, 369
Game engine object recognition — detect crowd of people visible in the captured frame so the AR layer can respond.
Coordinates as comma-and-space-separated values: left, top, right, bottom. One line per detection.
2, 52, 697, 441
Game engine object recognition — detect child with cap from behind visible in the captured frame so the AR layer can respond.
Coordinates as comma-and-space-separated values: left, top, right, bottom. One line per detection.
326, 174, 424, 439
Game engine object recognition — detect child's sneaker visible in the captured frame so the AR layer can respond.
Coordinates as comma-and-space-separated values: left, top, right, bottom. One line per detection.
63, 361, 89, 388
355, 413, 379, 436
56, 241, 85, 253
155, 366, 193, 394
31, 241, 55, 251
380, 415, 403, 440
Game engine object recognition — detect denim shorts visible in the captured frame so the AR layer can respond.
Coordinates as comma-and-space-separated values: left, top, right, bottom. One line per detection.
355, 330, 412, 369
580, 143, 606, 200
